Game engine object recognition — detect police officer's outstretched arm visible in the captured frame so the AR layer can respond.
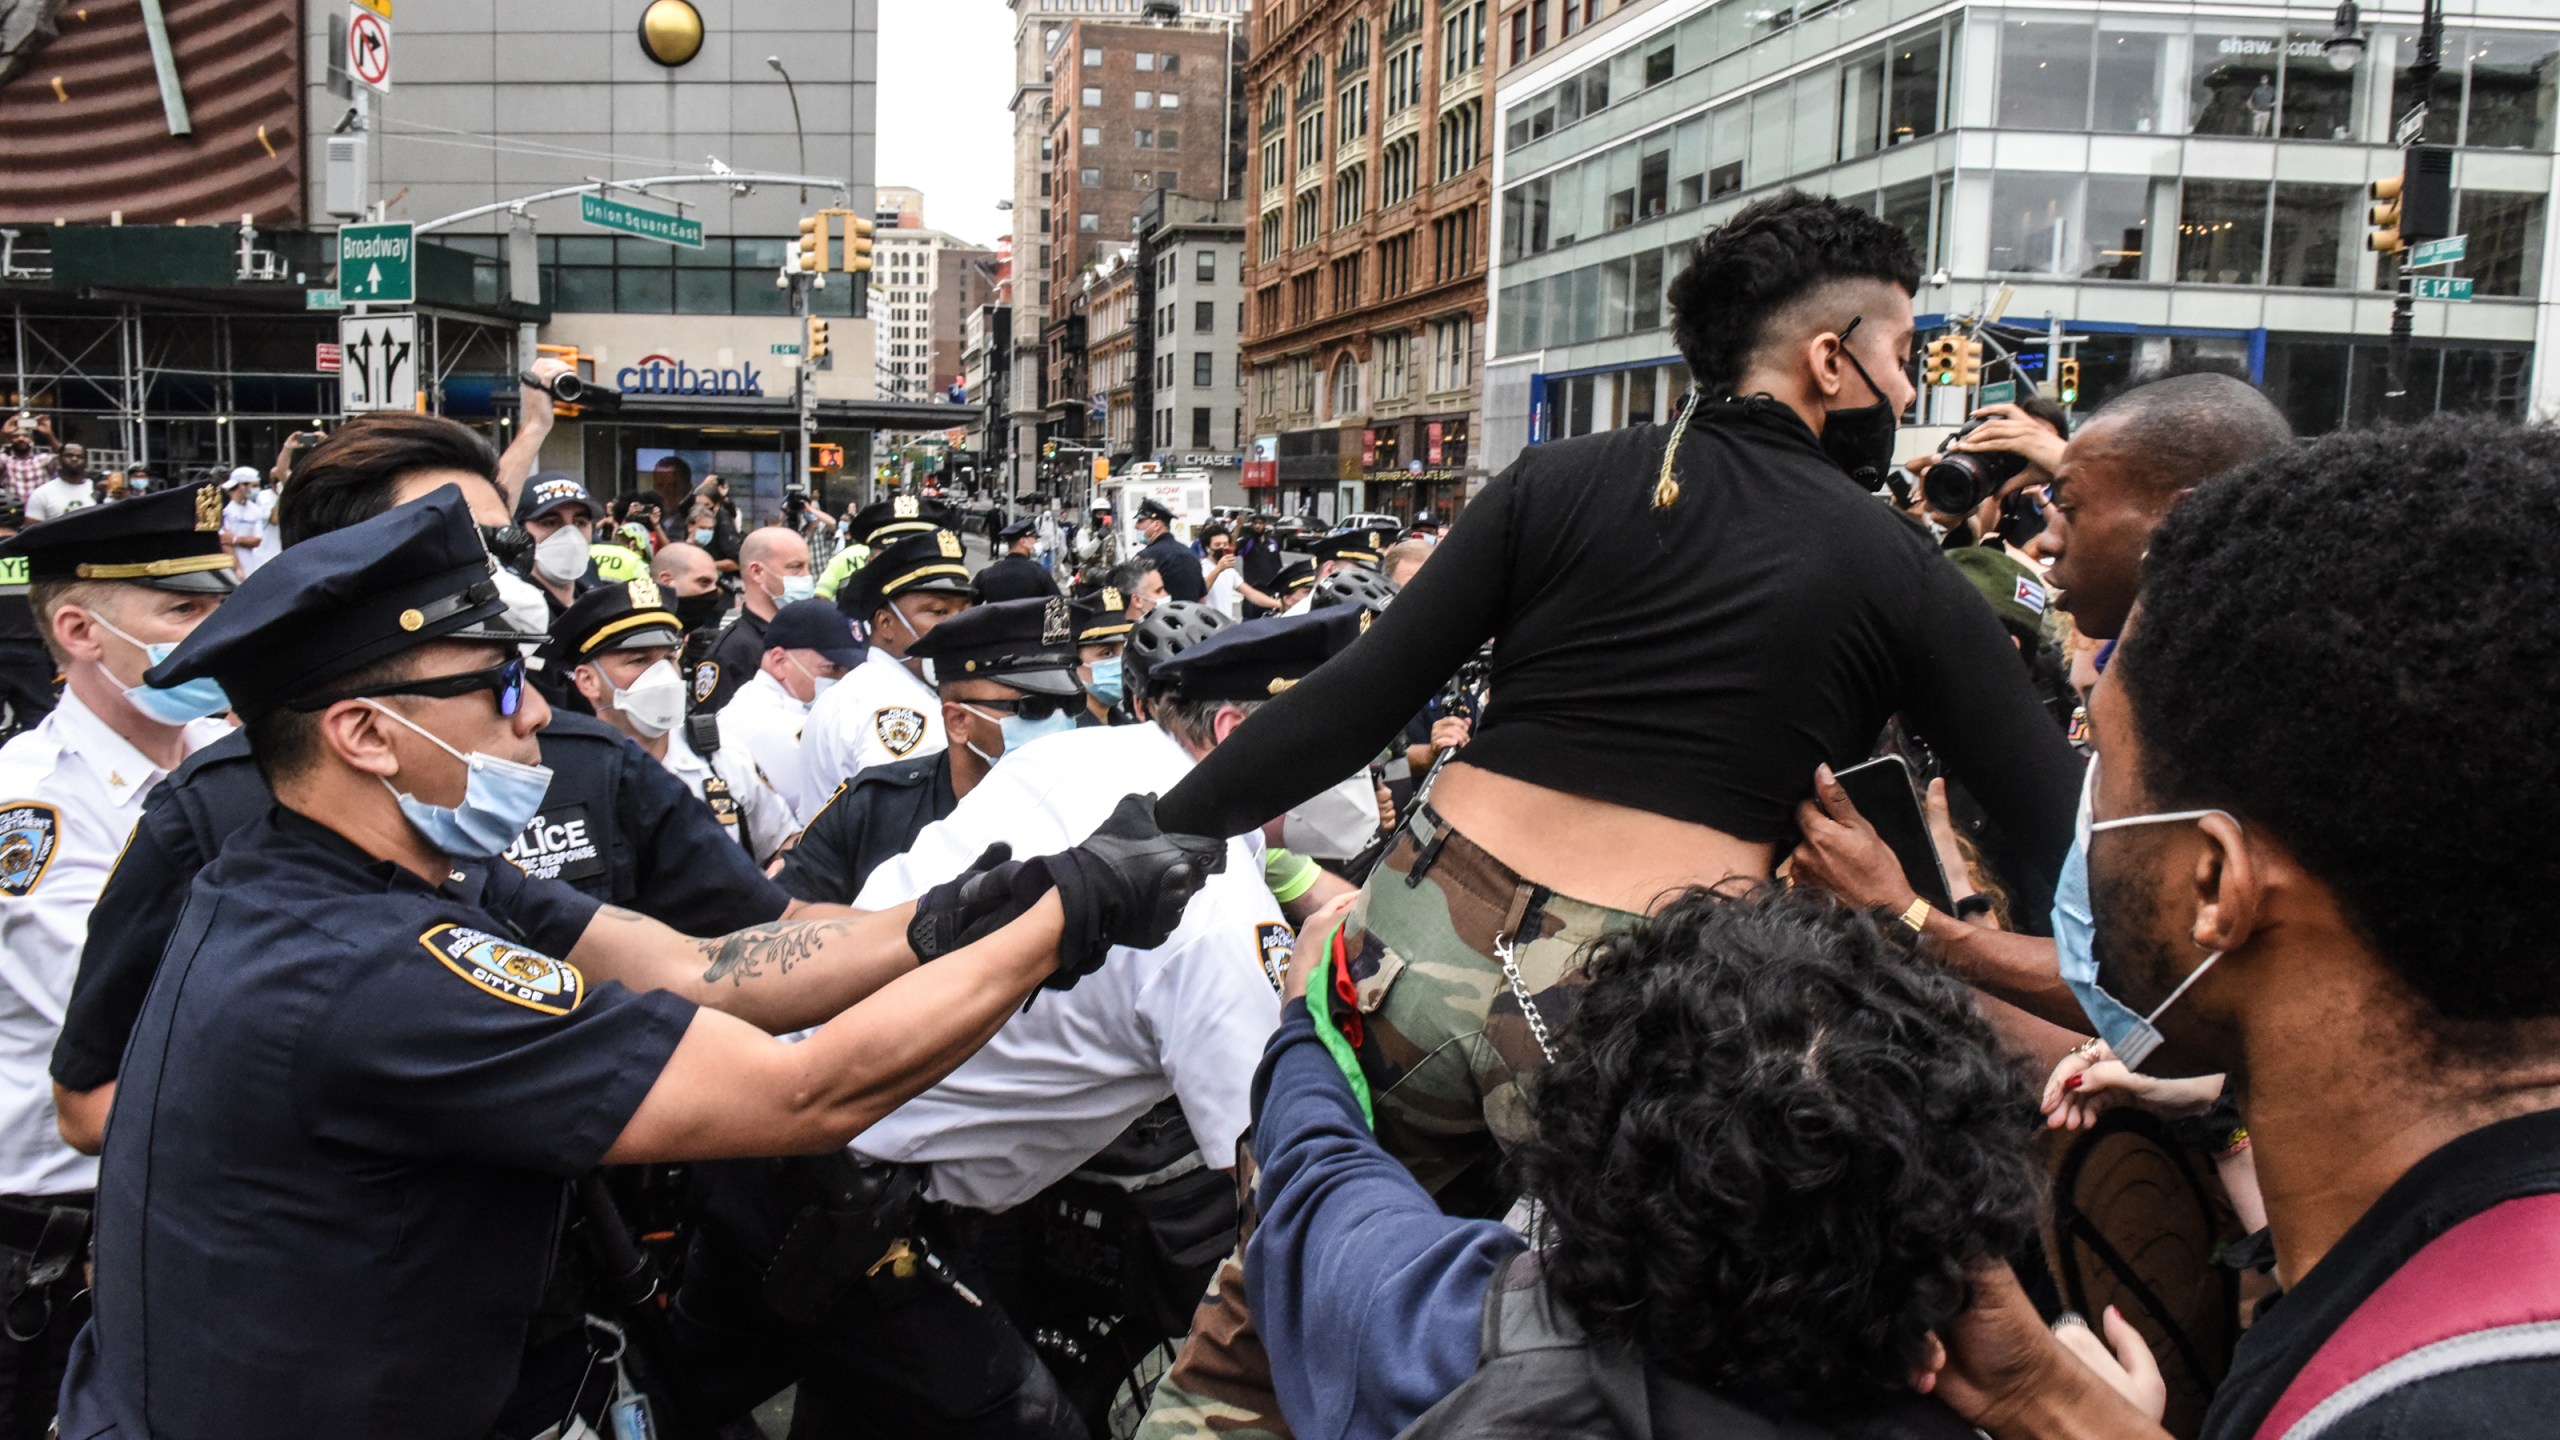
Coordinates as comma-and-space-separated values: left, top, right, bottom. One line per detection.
604, 794, 1222, 1161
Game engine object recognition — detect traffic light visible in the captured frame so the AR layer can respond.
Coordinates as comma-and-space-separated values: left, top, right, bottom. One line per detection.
1925, 334, 1962, 387
842, 214, 876, 274
1951, 336, 1984, 388
1042, 441, 1059, 460
1092, 455, 1110, 485
807, 318, 832, 370
2367, 174, 2405, 253
2057, 357, 2082, 407
796, 212, 830, 272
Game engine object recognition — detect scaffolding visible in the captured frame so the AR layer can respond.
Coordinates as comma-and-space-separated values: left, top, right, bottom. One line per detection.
3, 297, 523, 479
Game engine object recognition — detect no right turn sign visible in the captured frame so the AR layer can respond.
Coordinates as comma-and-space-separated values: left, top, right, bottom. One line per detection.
347, 6, 393, 93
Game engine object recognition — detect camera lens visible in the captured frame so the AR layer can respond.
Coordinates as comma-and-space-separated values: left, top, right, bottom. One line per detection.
1925, 419, 2032, 514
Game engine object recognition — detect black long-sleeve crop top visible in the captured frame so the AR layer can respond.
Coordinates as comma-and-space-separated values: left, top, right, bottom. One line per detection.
1157, 397, 2081, 887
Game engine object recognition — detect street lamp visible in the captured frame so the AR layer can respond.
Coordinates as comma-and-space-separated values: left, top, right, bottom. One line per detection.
767, 56, 809, 202
2321, 1, 2365, 73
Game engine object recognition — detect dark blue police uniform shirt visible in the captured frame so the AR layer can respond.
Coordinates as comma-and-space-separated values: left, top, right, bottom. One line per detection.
1141, 533, 1206, 603
58, 807, 694, 1440
50, 714, 784, 1096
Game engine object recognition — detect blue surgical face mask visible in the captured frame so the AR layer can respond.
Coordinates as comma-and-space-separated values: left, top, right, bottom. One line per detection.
692, 527, 715, 546
1085, 656, 1124, 707
2054, 760, 2232, 1071
365, 700, 555, 859
779, 573, 816, 604
95, 614, 232, 724
961, 703, 1077, 766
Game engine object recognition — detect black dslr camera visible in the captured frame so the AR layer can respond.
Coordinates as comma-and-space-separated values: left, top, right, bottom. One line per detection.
1923, 416, 2035, 515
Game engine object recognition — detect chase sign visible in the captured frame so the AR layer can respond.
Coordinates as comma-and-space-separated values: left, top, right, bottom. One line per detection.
616, 352, 765, 397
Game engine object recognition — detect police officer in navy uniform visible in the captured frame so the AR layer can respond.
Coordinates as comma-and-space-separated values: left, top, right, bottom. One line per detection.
46, 416, 822, 1158
0, 495, 57, 742
1069, 584, 1134, 725
1131, 497, 1205, 603
780, 596, 1086, 904
974, 516, 1061, 603
55, 489, 1226, 1440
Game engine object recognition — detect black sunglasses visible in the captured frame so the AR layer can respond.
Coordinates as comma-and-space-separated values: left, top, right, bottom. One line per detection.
293, 656, 526, 717
965, 689, 1083, 722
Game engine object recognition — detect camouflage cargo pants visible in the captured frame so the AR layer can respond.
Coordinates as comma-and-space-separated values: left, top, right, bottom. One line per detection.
1137, 810, 1641, 1439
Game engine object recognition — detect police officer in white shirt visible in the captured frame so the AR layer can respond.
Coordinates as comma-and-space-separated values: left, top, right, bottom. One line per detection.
718, 598, 863, 826
0, 484, 235, 1432
796, 528, 973, 816
546, 578, 796, 865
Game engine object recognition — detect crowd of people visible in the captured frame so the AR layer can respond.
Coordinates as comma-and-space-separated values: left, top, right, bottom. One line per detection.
0, 187, 2554, 1440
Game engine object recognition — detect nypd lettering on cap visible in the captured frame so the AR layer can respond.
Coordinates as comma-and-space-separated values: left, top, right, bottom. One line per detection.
0, 802, 62, 898
418, 922, 586, 1014
528, 476, 588, 511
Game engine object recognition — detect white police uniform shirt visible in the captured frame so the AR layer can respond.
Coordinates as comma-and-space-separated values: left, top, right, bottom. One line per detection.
796, 644, 944, 818
222, 497, 272, 576
718, 669, 813, 827
655, 722, 795, 867
853, 721, 1285, 1211
0, 692, 227, 1196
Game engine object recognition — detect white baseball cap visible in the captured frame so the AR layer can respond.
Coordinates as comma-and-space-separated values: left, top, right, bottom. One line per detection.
225, 466, 260, 489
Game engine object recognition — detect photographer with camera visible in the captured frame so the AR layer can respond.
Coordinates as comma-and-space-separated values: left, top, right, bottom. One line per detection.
497, 357, 581, 511
1910, 394, 2069, 559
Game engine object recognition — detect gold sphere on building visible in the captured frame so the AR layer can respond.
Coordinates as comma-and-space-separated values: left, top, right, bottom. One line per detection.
638, 0, 706, 67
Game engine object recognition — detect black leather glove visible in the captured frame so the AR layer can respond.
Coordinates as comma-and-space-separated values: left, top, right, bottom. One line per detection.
1037, 793, 1226, 989
907, 843, 1047, 962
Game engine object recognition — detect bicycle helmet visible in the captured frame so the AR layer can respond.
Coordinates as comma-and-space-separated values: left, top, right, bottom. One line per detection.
1310, 567, 1400, 618
1123, 600, 1231, 701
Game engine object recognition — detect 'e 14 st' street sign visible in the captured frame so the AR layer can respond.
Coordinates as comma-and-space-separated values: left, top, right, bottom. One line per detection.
2412, 276, 2473, 302
336, 222, 414, 303
580, 192, 703, 249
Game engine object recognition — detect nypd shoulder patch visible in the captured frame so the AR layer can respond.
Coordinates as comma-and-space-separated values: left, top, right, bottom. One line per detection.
418, 922, 586, 1015
0, 802, 62, 898
1255, 921, 1296, 993
874, 706, 927, 757
693, 661, 720, 704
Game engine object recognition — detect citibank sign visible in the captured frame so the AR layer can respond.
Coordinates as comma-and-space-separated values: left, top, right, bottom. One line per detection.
616, 352, 765, 397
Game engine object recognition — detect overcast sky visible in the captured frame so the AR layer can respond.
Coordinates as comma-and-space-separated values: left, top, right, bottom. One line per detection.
876, 2, 1017, 251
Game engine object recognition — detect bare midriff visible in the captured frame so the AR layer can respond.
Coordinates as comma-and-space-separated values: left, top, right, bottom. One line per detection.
1427, 760, 1778, 915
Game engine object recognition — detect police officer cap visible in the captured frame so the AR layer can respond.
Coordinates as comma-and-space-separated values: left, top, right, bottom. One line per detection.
0, 482, 238, 595
763, 597, 865, 667
1148, 605, 1363, 702
545, 577, 685, 666
1306, 527, 1387, 567
1134, 497, 1178, 525
908, 596, 1085, 699
515, 471, 597, 525
1069, 584, 1133, 643
848, 494, 961, 547
147, 488, 518, 716
997, 514, 1039, 541
1271, 558, 1317, 596
845, 527, 974, 615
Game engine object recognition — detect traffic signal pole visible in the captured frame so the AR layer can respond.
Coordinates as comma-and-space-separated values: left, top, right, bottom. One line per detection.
2385, 0, 2443, 422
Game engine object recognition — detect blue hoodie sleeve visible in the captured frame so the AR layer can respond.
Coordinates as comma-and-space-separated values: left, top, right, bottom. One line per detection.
1245, 999, 1527, 1440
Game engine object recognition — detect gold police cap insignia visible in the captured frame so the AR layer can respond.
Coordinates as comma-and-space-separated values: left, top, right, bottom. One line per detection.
1042, 598, 1071, 645
1267, 677, 1297, 695
195, 485, 223, 532
1102, 586, 1123, 610
399, 608, 426, 631
936, 531, 963, 559
628, 576, 662, 609
894, 496, 921, 518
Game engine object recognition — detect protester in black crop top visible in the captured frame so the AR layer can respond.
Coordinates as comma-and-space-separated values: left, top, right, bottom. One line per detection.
1158, 394, 2082, 883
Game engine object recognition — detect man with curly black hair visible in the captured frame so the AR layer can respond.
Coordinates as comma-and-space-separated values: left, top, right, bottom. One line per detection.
1244, 886, 2121, 1440
1937, 415, 2560, 1440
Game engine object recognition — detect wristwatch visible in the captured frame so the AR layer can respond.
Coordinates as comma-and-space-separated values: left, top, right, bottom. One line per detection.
1897, 896, 1934, 934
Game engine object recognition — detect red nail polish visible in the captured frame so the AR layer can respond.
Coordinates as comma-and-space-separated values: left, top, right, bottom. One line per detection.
2063, 1075, 2083, 1091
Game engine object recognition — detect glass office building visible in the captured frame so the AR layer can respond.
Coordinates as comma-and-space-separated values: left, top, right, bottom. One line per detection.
1481, 0, 2559, 475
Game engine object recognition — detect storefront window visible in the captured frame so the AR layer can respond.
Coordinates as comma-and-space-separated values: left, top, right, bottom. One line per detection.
1998, 19, 2094, 131
1887, 26, 1944, 146
2093, 27, 2168, 133
2266, 183, 2358, 289
2278, 31, 2359, 141
2190, 30, 2283, 136
1987, 171, 2078, 275
2177, 180, 2269, 285
2465, 31, 2560, 150
2084, 176, 2152, 279
2461, 191, 2546, 297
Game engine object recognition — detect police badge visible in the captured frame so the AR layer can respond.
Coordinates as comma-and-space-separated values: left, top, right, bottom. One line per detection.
1254, 922, 1296, 993
874, 706, 928, 757
417, 923, 587, 1014
693, 662, 719, 704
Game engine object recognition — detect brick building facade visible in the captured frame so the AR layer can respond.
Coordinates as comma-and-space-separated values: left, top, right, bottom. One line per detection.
1241, 0, 1493, 523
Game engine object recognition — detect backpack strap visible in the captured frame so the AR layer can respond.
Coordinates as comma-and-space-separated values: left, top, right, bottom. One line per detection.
2255, 1191, 2560, 1440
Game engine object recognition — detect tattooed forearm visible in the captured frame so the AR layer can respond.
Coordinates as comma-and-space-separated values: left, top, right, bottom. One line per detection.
696, 920, 844, 986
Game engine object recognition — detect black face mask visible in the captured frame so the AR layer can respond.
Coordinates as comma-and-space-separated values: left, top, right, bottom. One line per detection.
674, 588, 726, 632
1817, 319, 1899, 490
